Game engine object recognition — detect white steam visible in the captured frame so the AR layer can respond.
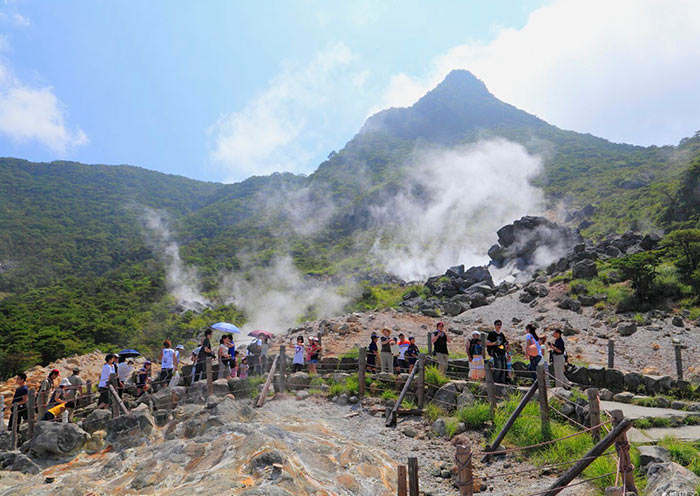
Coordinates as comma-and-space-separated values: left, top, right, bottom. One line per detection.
219, 256, 351, 334
370, 139, 546, 280
141, 208, 210, 311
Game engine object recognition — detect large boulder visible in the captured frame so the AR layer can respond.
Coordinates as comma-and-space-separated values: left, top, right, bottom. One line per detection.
646, 462, 700, 495
618, 322, 637, 337
212, 378, 230, 395
456, 389, 475, 409
151, 386, 187, 410
228, 378, 253, 397
432, 382, 460, 410
287, 372, 312, 391
641, 375, 674, 395
587, 365, 606, 387
572, 259, 598, 279
105, 408, 155, 448
82, 409, 112, 434
566, 366, 590, 386
637, 446, 671, 469
604, 369, 625, 391
29, 421, 90, 458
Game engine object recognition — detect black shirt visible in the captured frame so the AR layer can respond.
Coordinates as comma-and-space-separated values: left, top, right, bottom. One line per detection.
380, 336, 392, 353
198, 338, 212, 360
12, 385, 28, 411
553, 337, 566, 355
433, 331, 448, 355
486, 331, 508, 357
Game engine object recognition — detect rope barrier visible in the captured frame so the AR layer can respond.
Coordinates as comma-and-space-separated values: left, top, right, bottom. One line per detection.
475, 452, 617, 481
475, 421, 611, 457
522, 471, 617, 496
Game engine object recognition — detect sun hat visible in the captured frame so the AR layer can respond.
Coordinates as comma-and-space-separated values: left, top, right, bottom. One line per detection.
59, 378, 70, 387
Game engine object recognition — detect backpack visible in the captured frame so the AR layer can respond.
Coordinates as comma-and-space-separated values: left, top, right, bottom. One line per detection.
247, 341, 261, 356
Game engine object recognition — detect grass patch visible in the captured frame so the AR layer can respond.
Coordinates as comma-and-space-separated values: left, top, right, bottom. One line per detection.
424, 402, 447, 423
339, 348, 360, 360
658, 436, 700, 466
445, 417, 460, 438
307, 388, 323, 395
350, 283, 426, 311
456, 402, 492, 430
635, 417, 672, 429
381, 390, 398, 401
425, 365, 450, 387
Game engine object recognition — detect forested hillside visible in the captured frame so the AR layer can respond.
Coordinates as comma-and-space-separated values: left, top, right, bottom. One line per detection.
1, 70, 699, 377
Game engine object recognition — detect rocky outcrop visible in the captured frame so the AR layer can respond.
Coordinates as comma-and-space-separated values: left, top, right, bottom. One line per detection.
646, 462, 700, 495
105, 406, 155, 448
82, 409, 112, 434
0, 451, 40, 474
28, 421, 90, 458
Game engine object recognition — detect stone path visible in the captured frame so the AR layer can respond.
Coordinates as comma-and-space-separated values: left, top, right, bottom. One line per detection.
629, 425, 700, 443
599, 400, 696, 420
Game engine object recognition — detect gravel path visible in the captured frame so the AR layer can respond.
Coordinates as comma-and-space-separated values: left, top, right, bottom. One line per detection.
264, 396, 598, 496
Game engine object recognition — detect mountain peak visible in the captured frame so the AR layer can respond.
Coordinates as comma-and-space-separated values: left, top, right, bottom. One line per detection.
360, 69, 545, 142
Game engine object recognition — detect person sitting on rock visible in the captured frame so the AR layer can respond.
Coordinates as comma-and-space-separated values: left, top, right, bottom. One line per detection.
42, 401, 67, 421
292, 336, 305, 373
366, 333, 379, 372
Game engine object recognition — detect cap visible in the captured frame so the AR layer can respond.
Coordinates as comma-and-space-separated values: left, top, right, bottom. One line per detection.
51, 369, 60, 375
72, 366, 81, 372
472, 330, 481, 336
408, 336, 415, 340
59, 378, 70, 386
175, 344, 184, 350
144, 360, 152, 365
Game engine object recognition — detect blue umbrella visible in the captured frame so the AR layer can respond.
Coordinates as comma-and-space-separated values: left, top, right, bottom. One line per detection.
211, 322, 241, 334
118, 349, 141, 358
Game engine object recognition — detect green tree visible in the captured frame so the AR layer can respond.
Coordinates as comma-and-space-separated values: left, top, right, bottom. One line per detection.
661, 229, 700, 280
612, 252, 660, 302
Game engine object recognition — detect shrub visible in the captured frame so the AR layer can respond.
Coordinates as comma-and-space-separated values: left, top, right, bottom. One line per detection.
424, 402, 447, 423
456, 402, 492, 430
445, 417, 460, 438
425, 365, 450, 387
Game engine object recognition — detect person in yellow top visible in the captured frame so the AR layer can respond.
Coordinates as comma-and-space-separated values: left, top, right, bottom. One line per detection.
42, 401, 66, 421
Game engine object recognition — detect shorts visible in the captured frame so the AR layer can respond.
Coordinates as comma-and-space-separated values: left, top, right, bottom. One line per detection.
98, 387, 110, 405
308, 359, 318, 364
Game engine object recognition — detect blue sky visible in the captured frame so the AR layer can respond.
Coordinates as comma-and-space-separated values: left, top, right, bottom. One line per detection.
2, 0, 700, 183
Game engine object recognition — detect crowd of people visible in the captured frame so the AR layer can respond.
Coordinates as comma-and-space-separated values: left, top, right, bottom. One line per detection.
364, 320, 572, 388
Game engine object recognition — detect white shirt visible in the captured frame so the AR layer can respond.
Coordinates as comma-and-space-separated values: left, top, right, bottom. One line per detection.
117, 362, 132, 382
161, 348, 175, 369
293, 344, 305, 364
99, 363, 113, 388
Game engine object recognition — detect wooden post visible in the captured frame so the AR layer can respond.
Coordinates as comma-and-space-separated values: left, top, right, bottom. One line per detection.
358, 347, 367, 399
85, 380, 92, 407
416, 354, 426, 409
109, 373, 120, 419
407, 457, 419, 496
484, 361, 496, 415
317, 334, 322, 360
397, 465, 408, 496
206, 357, 213, 396
427, 331, 433, 357
537, 361, 550, 440
607, 340, 614, 369
611, 410, 637, 495
108, 384, 131, 415
674, 345, 683, 381
483, 379, 539, 461
386, 358, 421, 427
27, 390, 36, 439
38, 389, 48, 420
586, 388, 601, 443
10, 404, 18, 450
545, 415, 633, 496
256, 356, 278, 408
0, 394, 4, 430
456, 444, 473, 496
277, 346, 286, 393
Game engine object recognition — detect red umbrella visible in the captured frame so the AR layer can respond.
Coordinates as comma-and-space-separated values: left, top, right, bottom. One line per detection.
248, 330, 274, 339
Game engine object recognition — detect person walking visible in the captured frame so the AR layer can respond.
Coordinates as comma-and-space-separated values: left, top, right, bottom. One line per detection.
195, 330, 213, 382
66, 367, 83, 410
40, 369, 60, 409
292, 336, 305, 373
486, 320, 509, 384
524, 323, 542, 378
405, 336, 420, 373
467, 331, 485, 380
548, 329, 571, 388
7, 373, 28, 431
159, 340, 177, 385
97, 354, 116, 409
367, 332, 379, 373
379, 328, 395, 374
431, 322, 450, 374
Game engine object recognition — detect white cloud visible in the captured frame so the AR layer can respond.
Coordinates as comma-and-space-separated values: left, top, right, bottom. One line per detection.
0, 35, 87, 153
0, 10, 29, 27
377, 0, 700, 146
209, 43, 377, 181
